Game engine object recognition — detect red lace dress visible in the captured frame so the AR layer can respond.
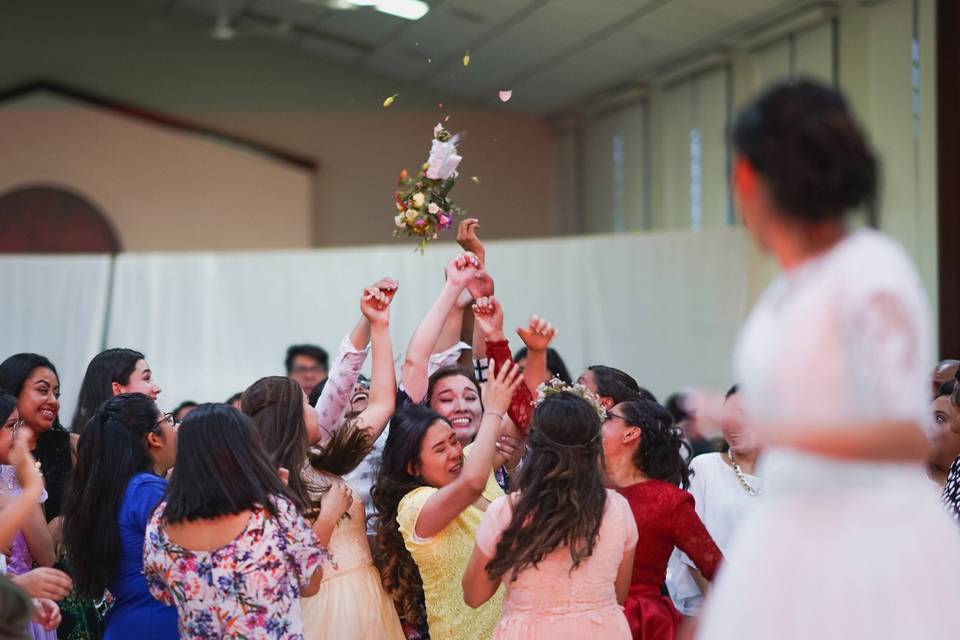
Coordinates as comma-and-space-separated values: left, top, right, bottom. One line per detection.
484, 339, 534, 433
618, 480, 722, 640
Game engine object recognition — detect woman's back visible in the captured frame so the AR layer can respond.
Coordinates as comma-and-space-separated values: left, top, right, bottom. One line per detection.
475, 489, 635, 639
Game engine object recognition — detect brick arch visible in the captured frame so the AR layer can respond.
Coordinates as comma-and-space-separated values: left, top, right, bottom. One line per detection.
0, 185, 120, 253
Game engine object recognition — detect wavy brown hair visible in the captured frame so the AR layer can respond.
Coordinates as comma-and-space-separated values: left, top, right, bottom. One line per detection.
485, 392, 607, 581
370, 404, 444, 624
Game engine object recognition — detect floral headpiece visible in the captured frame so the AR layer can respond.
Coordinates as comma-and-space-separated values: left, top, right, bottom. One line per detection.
534, 377, 608, 422
392, 123, 464, 254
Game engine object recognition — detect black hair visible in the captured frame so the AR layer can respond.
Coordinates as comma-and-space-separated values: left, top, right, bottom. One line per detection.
371, 404, 447, 624
225, 392, 242, 405
70, 348, 145, 436
513, 347, 572, 384
616, 399, 691, 489
664, 393, 689, 424
162, 403, 296, 524
0, 575, 33, 640
172, 400, 198, 421
587, 365, 657, 404
285, 344, 329, 375
0, 391, 16, 425
725, 384, 740, 400
0, 353, 70, 520
62, 393, 161, 598
732, 78, 878, 223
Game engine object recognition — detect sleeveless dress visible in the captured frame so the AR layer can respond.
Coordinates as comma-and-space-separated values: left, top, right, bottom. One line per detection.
697, 230, 960, 639
474, 489, 637, 640
300, 470, 404, 640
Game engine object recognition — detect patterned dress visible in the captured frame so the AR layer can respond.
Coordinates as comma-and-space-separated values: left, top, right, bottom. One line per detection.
143, 497, 331, 640
941, 456, 960, 521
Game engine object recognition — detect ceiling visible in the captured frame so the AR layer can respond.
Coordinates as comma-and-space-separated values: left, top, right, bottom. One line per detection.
152, 0, 815, 113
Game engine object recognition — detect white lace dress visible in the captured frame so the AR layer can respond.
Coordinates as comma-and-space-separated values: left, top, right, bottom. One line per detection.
696, 230, 960, 639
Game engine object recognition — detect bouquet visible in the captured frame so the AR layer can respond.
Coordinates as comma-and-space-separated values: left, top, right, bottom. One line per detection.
393, 123, 464, 253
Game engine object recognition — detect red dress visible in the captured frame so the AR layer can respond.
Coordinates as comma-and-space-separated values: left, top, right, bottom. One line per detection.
618, 480, 722, 640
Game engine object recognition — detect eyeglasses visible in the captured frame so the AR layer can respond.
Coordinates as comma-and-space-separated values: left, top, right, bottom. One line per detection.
2, 418, 23, 433
155, 413, 181, 430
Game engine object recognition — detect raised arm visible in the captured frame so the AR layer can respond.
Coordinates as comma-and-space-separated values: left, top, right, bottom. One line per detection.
475, 297, 535, 434
314, 278, 397, 443
354, 282, 398, 442
516, 315, 558, 395
0, 433, 44, 557
401, 252, 481, 402
413, 360, 523, 540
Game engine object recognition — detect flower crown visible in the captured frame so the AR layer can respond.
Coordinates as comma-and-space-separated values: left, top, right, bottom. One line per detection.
534, 377, 608, 422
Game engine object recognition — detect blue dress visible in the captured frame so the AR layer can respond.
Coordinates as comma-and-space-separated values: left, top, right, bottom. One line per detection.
103, 473, 178, 639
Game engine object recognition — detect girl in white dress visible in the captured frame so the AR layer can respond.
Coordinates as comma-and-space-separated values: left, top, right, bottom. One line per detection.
694, 79, 960, 639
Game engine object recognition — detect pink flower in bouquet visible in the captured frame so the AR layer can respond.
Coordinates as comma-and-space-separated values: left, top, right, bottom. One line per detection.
415, 219, 427, 227
438, 213, 451, 229
426, 133, 462, 180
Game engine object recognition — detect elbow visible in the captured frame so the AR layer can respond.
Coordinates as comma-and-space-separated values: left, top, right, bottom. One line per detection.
461, 583, 487, 609
463, 473, 488, 496
301, 569, 323, 598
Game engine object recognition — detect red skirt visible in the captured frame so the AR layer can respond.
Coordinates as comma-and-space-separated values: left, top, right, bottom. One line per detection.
623, 583, 683, 640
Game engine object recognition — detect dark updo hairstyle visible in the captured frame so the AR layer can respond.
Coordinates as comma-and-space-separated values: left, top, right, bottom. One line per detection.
587, 365, 656, 404
485, 392, 606, 582
732, 78, 878, 223
371, 404, 448, 624
513, 347, 573, 384
617, 399, 691, 489
0, 353, 68, 520
162, 403, 297, 524
62, 393, 160, 598
70, 348, 145, 436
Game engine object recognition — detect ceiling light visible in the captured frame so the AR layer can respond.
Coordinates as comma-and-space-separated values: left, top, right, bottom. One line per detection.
346, 0, 429, 20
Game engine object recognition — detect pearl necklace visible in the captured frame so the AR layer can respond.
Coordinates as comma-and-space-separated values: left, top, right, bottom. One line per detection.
727, 449, 759, 497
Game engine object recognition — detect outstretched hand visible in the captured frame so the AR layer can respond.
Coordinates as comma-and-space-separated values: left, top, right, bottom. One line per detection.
473, 296, 505, 341
456, 218, 485, 265
516, 315, 557, 352
483, 360, 525, 415
361, 278, 398, 326
445, 252, 482, 289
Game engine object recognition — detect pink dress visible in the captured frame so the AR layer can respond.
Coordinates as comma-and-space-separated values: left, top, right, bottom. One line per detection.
475, 489, 637, 640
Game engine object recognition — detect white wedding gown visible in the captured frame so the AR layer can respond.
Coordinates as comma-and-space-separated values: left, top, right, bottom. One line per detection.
697, 230, 960, 639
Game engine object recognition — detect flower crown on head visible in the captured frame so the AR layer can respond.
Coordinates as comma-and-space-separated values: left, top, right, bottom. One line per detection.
534, 377, 608, 422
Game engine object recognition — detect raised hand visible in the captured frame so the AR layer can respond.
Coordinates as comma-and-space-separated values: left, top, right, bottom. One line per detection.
321, 481, 353, 521
456, 218, 485, 265
516, 315, 557, 352
361, 278, 397, 327
473, 296, 505, 341
467, 269, 494, 301
444, 252, 481, 289
482, 360, 525, 416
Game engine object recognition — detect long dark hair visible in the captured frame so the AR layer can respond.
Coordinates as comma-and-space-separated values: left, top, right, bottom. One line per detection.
0, 391, 16, 425
371, 404, 445, 624
0, 353, 69, 520
162, 403, 296, 524
485, 392, 606, 581
240, 376, 311, 513
732, 78, 878, 223
618, 399, 691, 489
588, 365, 656, 403
62, 393, 159, 598
70, 348, 144, 436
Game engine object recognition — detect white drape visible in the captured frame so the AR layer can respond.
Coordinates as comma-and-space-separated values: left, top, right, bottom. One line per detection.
0, 255, 112, 422
104, 229, 749, 409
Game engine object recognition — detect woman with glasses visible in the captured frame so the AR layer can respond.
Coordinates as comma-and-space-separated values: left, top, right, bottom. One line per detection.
61, 393, 178, 640
600, 399, 721, 640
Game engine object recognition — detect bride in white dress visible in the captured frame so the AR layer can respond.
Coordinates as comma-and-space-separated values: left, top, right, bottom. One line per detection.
694, 79, 960, 639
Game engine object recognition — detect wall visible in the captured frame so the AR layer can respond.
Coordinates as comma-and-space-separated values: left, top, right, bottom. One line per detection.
0, 0, 555, 249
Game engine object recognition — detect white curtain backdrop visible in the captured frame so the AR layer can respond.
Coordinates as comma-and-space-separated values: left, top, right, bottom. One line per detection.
104, 228, 750, 409
0, 254, 112, 422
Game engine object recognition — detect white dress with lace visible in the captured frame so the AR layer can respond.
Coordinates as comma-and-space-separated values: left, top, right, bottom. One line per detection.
697, 230, 960, 639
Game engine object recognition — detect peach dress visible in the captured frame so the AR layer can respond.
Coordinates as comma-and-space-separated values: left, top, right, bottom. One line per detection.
475, 489, 637, 640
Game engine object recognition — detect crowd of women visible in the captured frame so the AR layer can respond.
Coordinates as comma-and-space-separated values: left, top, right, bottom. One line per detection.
2, 78, 960, 640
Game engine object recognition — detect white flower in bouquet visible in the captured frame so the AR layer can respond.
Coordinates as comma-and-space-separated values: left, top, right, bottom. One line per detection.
412, 192, 426, 208
405, 208, 419, 223
426, 134, 462, 180
428, 202, 440, 214
394, 214, 406, 228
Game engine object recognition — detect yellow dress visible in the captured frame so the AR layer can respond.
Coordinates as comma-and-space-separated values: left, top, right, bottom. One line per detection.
301, 471, 405, 640
396, 455, 505, 640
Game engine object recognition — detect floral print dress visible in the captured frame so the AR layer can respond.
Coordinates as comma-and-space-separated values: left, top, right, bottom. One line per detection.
143, 497, 331, 640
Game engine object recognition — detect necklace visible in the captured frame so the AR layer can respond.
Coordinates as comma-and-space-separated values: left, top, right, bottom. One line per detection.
727, 449, 759, 497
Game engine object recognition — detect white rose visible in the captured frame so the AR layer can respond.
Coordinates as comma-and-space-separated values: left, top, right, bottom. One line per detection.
395, 214, 406, 228
426, 135, 462, 180
405, 208, 418, 223
412, 192, 425, 208
428, 202, 440, 214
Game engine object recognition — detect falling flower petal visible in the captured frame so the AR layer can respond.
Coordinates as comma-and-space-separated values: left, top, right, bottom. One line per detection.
444, 115, 450, 122
383, 94, 398, 107
470, 176, 481, 184
463, 51, 471, 66
438, 102, 444, 109
498, 90, 512, 102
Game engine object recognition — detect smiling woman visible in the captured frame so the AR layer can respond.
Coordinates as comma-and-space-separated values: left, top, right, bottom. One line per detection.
70, 349, 161, 437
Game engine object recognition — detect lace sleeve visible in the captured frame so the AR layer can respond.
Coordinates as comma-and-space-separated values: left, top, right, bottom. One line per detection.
315, 334, 370, 439
484, 339, 533, 434
671, 491, 722, 581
